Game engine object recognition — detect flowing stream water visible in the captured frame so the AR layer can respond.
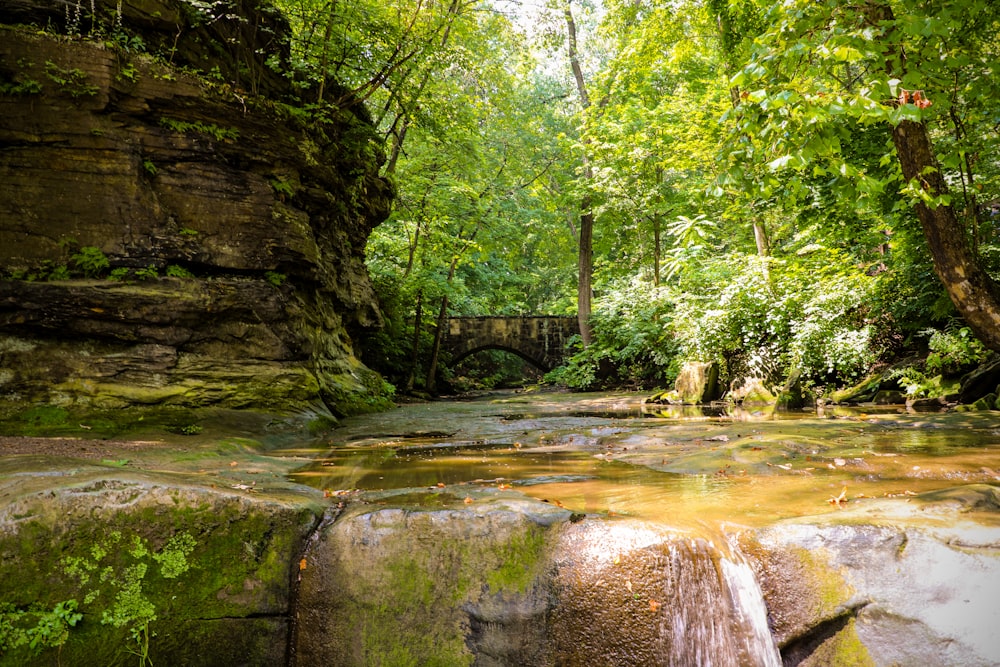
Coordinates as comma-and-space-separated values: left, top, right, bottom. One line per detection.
274, 390, 1000, 665
284, 391, 1000, 528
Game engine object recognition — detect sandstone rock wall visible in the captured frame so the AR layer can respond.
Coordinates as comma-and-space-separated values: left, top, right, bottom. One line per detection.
0, 1, 394, 414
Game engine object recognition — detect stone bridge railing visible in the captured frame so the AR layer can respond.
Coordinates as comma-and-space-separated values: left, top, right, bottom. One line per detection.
442, 316, 579, 371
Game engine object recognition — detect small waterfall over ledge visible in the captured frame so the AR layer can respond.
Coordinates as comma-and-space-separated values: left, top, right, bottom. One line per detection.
547, 521, 781, 666
294, 504, 782, 666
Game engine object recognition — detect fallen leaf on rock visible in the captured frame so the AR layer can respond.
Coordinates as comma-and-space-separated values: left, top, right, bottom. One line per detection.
828, 486, 848, 507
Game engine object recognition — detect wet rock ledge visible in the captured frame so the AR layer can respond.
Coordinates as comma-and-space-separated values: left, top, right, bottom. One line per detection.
2, 436, 999, 666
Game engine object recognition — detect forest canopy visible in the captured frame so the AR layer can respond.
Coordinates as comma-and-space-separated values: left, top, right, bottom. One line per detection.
193, 0, 1000, 395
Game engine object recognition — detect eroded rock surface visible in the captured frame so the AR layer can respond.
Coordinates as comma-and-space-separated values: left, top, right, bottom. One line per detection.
748, 486, 1000, 666
0, 462, 323, 666
0, 0, 393, 414
294, 500, 782, 666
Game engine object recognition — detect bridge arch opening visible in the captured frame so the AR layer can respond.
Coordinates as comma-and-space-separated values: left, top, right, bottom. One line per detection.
447, 346, 547, 390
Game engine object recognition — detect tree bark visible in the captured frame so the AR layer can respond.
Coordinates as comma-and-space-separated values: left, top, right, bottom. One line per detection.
563, 0, 594, 346
652, 214, 661, 287
863, 1, 1000, 351
404, 291, 423, 392
890, 119, 1000, 349
425, 294, 448, 393
753, 222, 770, 258
578, 208, 594, 346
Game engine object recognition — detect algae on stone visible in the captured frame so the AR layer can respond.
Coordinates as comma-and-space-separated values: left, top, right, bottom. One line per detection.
294, 505, 555, 666
0, 474, 322, 666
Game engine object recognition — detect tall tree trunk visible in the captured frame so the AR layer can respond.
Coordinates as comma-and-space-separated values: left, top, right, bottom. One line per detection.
385, 115, 410, 176
753, 222, 770, 258
864, 1, 1000, 351
563, 0, 594, 346
652, 214, 661, 287
578, 208, 594, 346
425, 295, 448, 392
891, 119, 1000, 349
404, 291, 423, 392
379, 0, 462, 178
315, 0, 338, 104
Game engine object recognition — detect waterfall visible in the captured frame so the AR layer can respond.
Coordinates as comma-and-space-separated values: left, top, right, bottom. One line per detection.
720, 555, 783, 667
548, 521, 782, 666
294, 508, 784, 666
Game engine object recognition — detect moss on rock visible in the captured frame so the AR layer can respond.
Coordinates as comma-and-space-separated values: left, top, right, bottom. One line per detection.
294, 504, 556, 666
0, 474, 322, 666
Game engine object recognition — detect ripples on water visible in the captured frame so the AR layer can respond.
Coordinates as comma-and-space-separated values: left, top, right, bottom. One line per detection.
280, 391, 1000, 527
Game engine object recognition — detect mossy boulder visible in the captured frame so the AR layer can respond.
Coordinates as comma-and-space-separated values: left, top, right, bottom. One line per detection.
954, 391, 1000, 412
673, 361, 721, 404
958, 357, 1000, 404
0, 469, 322, 666
750, 489, 1000, 667
776, 369, 813, 410
295, 502, 781, 666
872, 390, 906, 405
294, 501, 563, 666
828, 375, 881, 404
730, 377, 777, 405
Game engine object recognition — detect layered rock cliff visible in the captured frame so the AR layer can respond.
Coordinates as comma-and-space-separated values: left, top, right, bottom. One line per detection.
0, 0, 394, 415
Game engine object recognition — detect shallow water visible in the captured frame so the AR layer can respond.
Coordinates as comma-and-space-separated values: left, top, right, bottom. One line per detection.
279, 391, 1000, 528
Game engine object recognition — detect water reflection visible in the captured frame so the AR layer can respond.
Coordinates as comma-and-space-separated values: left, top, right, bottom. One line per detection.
280, 392, 1000, 527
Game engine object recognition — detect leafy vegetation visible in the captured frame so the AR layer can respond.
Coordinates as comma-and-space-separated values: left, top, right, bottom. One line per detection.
62, 531, 196, 666
0, 600, 81, 656
70, 246, 110, 278
158, 117, 239, 142
2, 530, 196, 665
338, 0, 999, 396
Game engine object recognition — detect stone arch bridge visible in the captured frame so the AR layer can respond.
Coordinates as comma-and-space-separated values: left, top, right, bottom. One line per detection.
443, 316, 579, 371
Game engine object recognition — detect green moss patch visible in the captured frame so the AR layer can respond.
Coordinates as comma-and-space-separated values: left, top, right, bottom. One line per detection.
297, 505, 554, 665
0, 479, 322, 666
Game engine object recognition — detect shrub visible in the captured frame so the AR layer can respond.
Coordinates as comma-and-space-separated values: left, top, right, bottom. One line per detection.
134, 265, 159, 281
671, 253, 879, 389
924, 324, 989, 375
166, 265, 194, 278
70, 246, 110, 277
264, 271, 286, 287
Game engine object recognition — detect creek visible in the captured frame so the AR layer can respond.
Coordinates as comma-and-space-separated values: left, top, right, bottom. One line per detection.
275, 391, 1000, 665
285, 391, 1000, 526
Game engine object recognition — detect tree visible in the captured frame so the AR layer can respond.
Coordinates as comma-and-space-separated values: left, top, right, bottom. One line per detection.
724, 0, 1000, 350
560, 0, 597, 346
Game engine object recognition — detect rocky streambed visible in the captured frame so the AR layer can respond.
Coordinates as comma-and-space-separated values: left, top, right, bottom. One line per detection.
2, 393, 1000, 665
